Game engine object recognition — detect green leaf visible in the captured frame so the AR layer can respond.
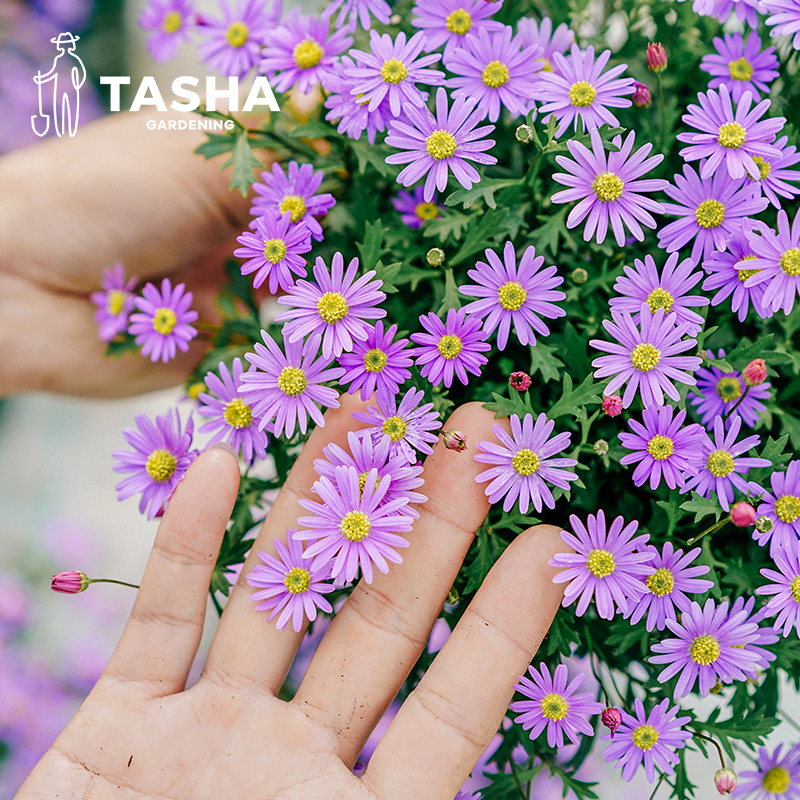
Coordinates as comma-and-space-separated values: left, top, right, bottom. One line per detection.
482, 390, 534, 420
529, 205, 575, 258
449, 208, 506, 266
529, 341, 564, 384
291, 120, 339, 139
194, 131, 237, 159
656, 495, 683, 538
104, 333, 140, 358
219, 131, 264, 196
462, 524, 507, 595
679, 491, 724, 523
444, 178, 520, 209
563, 322, 591, 379
436, 268, 463, 315
348, 138, 397, 178
496, 508, 541, 534
692, 707, 779, 759
775, 408, 800, 451
357, 219, 389, 272
392, 264, 439, 291
373, 260, 402, 294
423, 211, 471, 243
725, 334, 793, 368
547, 373, 601, 419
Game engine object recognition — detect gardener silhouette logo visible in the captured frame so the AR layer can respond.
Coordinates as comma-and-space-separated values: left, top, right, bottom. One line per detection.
32, 32, 87, 138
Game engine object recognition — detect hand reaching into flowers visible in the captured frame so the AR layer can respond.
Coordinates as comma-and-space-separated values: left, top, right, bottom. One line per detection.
16, 396, 568, 800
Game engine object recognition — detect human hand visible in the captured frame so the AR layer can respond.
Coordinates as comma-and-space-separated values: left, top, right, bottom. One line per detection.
17, 396, 568, 800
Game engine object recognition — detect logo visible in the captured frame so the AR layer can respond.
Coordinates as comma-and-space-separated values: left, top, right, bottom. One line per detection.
32, 32, 87, 138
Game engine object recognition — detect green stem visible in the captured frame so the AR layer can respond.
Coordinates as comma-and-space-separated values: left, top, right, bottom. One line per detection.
656, 73, 667, 152
210, 590, 224, 619
692, 732, 726, 769
779, 706, 800, 733
648, 772, 668, 800
686, 515, 732, 546
508, 754, 528, 800
723, 385, 750, 421
87, 578, 140, 590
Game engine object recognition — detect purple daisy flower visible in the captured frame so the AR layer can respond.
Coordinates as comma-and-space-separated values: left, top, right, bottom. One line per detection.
91, 263, 137, 342
410, 0, 505, 57
688, 348, 771, 430
351, 387, 442, 464
296, 466, 414, 584
276, 253, 386, 360
703, 0, 761, 28
260, 10, 353, 94
737, 744, 800, 800
474, 413, 578, 515
590, 307, 702, 409
549, 510, 654, 619
247, 532, 334, 632
128, 278, 198, 364
510, 663, 604, 748
386, 87, 497, 203
314, 429, 427, 519
758, 542, 800, 636
391, 186, 444, 229
338, 321, 413, 403
459, 241, 566, 351
197, 0, 278, 78
681, 415, 769, 511
113, 408, 197, 520
763, 0, 800, 50
250, 161, 336, 242
700, 32, 779, 104
610, 253, 709, 337
702, 222, 772, 322
657, 163, 768, 264
650, 597, 762, 697
233, 210, 311, 293
324, 0, 390, 31
445, 26, 542, 123
238, 331, 344, 438
751, 135, 800, 210
346, 31, 445, 118
551, 128, 667, 247
602, 698, 691, 783
625, 542, 713, 631
410, 307, 491, 388
534, 44, 635, 137
138, 0, 195, 62
753, 460, 800, 554
729, 595, 779, 678
516, 16, 575, 75
618, 405, 704, 491
197, 357, 268, 464
739, 208, 800, 315
677, 86, 785, 181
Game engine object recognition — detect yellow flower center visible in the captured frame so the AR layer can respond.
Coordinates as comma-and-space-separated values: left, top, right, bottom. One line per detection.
223, 398, 252, 429
263, 238, 287, 264
382, 415, 407, 442
739, 262, 761, 281
283, 566, 311, 594
775, 494, 800, 523
630, 343, 661, 372
569, 80, 596, 107
415, 202, 439, 220
647, 435, 674, 461
790, 575, 800, 603
340, 510, 371, 541
690, 634, 720, 665
646, 567, 675, 597
632, 725, 660, 751
728, 57, 753, 81
695, 199, 726, 228
279, 194, 307, 222
107, 290, 126, 315
358, 471, 369, 498
707, 449, 735, 477
446, 8, 472, 34
226, 22, 249, 48
592, 172, 624, 202
153, 308, 177, 335
426, 129, 457, 160
437, 334, 463, 359
498, 281, 527, 311
145, 449, 177, 482
163, 10, 182, 32
293, 39, 324, 69
317, 292, 349, 324
780, 248, 800, 276
364, 348, 388, 373
482, 60, 510, 88
512, 448, 540, 476
277, 366, 307, 396
753, 156, 771, 180
381, 57, 408, 84
716, 377, 741, 403
762, 767, 791, 794
187, 381, 206, 400
717, 121, 746, 149
646, 287, 674, 313
540, 693, 568, 720
587, 549, 615, 578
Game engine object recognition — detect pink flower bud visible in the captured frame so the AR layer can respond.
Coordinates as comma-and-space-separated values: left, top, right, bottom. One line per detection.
744, 358, 767, 386
509, 371, 531, 392
632, 82, 651, 108
51, 571, 90, 594
442, 429, 468, 452
647, 42, 667, 72
715, 768, 737, 795
601, 707, 623, 737
602, 394, 623, 417
731, 501, 757, 527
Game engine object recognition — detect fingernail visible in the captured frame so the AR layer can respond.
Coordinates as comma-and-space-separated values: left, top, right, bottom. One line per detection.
208, 442, 238, 458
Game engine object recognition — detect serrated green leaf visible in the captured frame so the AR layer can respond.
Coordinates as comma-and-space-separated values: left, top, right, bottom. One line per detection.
547, 373, 601, 419
194, 131, 237, 159
423, 211, 471, 243
220, 131, 264, 196
692, 707, 779, 759
679, 491, 724, 523
437, 268, 462, 315
444, 178, 520, 209
463, 525, 507, 595
392, 264, 440, 290
775, 408, 800, 451
726, 334, 794, 368
449, 208, 506, 266
373, 260, 402, 294
529, 341, 564, 383
357, 219, 389, 272
482, 390, 535, 420
291, 120, 339, 139
349, 138, 397, 177
529, 205, 575, 258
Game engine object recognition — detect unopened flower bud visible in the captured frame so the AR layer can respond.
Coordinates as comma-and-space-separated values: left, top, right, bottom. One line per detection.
509, 371, 531, 391
593, 439, 609, 456
426, 248, 445, 267
714, 768, 737, 795
390, 13, 401, 24
601, 707, 622, 737
632, 81, 652, 108
602, 394, 623, 417
442, 429, 468, 452
647, 42, 667, 72
731, 501, 757, 527
755, 515, 774, 533
571, 267, 588, 284
744, 358, 768, 386
51, 571, 90, 594
515, 124, 534, 143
